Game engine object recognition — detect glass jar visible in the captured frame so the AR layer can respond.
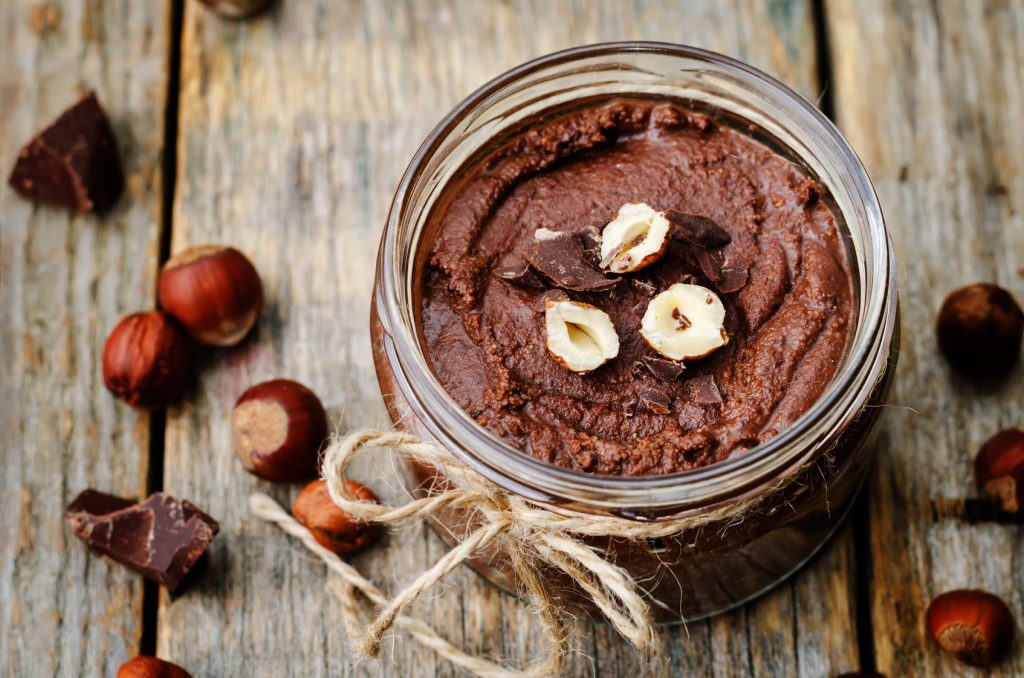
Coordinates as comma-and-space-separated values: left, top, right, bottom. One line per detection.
371, 42, 897, 621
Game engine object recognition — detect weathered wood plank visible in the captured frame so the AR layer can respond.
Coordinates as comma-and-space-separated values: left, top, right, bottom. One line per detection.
828, 0, 1024, 675
0, 1, 171, 676
164, 1, 857, 675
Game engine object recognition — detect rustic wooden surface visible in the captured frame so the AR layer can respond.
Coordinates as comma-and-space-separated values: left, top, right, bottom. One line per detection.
1, 0, 1022, 676
0, 1, 171, 677
829, 0, 1024, 675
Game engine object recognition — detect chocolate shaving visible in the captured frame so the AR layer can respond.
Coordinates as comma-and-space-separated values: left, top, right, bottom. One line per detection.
65, 489, 220, 592
635, 357, 685, 382
526, 229, 618, 292
684, 375, 723, 405
665, 210, 732, 248
639, 388, 672, 415
495, 263, 546, 290
695, 247, 726, 282
715, 261, 750, 294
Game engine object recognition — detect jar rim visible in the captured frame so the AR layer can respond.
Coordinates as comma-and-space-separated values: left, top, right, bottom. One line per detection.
377, 42, 896, 513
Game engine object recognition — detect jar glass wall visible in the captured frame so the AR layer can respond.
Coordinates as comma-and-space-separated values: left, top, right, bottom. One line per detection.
371, 43, 897, 621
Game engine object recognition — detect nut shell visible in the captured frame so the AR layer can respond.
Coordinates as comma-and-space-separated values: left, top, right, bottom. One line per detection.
936, 283, 1023, 376
158, 245, 263, 346
292, 479, 380, 555
926, 589, 1014, 667
116, 656, 192, 678
974, 428, 1024, 519
102, 311, 190, 409
232, 379, 328, 482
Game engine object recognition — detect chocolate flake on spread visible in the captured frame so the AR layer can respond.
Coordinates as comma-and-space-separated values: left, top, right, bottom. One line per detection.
684, 375, 723, 405
495, 263, 546, 290
639, 388, 672, 415
665, 210, 732, 248
65, 489, 220, 592
634, 356, 686, 382
525, 228, 619, 292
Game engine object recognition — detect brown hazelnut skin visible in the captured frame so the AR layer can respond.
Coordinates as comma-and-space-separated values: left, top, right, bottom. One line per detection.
116, 656, 192, 678
102, 311, 190, 409
158, 245, 263, 346
292, 479, 380, 555
926, 589, 1014, 667
232, 379, 329, 482
974, 428, 1024, 520
936, 283, 1024, 376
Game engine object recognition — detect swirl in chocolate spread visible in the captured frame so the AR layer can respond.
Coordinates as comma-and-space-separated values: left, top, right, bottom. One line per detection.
419, 100, 853, 475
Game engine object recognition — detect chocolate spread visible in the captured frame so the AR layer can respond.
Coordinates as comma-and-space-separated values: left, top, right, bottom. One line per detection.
419, 100, 853, 475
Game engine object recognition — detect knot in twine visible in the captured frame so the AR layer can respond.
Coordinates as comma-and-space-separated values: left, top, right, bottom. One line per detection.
250, 429, 786, 677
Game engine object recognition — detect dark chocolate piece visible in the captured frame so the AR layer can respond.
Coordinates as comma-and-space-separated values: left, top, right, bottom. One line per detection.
495, 263, 546, 290
695, 247, 726, 282
7, 92, 124, 213
716, 261, 750, 294
635, 357, 686, 382
684, 375, 723, 405
665, 210, 732, 248
65, 490, 219, 592
526, 229, 618, 292
639, 388, 672, 415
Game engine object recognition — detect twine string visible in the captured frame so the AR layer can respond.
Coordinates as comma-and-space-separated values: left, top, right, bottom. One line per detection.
250, 428, 798, 676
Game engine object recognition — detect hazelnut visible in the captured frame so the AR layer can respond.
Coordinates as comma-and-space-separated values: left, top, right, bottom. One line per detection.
116, 656, 192, 678
158, 245, 263, 346
640, 283, 728, 361
936, 283, 1023, 376
544, 299, 620, 373
599, 202, 671, 273
102, 311, 190, 409
292, 479, 380, 555
926, 589, 1014, 667
974, 428, 1024, 520
232, 379, 329, 482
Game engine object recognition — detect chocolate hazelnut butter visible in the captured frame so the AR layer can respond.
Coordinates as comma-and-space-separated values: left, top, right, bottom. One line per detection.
418, 99, 853, 476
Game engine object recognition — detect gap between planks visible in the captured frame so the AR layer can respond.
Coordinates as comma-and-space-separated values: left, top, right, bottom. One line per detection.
140, 0, 186, 660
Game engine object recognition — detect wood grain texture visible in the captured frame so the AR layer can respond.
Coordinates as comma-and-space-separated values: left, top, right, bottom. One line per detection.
0, 1, 171, 676
828, 0, 1024, 675
163, 1, 864, 676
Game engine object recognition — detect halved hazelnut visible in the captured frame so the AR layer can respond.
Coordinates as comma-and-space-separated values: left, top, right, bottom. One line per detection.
926, 589, 1014, 667
974, 428, 1024, 520
640, 284, 728, 361
599, 202, 671, 273
544, 299, 619, 373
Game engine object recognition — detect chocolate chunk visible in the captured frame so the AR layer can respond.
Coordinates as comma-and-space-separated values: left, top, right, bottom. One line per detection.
579, 221, 607, 251
639, 388, 672, 415
65, 490, 219, 592
635, 357, 685, 382
716, 259, 750, 294
7, 92, 124, 213
495, 263, 546, 290
695, 247, 726, 282
684, 375, 723, 405
526, 228, 618, 292
665, 210, 732, 248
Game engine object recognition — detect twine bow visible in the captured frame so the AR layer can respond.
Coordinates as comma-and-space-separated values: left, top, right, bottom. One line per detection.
250, 429, 790, 676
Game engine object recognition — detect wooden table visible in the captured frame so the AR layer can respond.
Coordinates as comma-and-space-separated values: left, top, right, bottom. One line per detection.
2, 1, 1022, 676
